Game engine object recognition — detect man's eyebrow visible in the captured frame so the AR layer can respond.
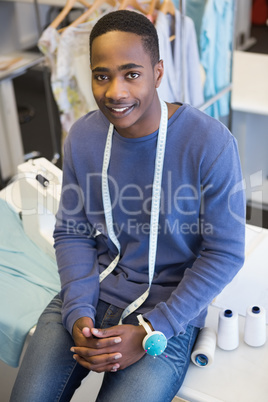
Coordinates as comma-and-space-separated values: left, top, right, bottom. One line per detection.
118, 63, 144, 71
92, 63, 144, 73
91, 66, 110, 73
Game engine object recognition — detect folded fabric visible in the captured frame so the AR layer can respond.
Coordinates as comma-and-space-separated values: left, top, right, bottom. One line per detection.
0, 199, 60, 367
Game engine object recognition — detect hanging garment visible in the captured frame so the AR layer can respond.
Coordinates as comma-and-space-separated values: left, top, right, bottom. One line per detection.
199, 0, 234, 118
185, 0, 207, 50
38, 4, 116, 147
155, 9, 204, 107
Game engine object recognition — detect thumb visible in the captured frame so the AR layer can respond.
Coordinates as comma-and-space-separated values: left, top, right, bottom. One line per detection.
82, 327, 91, 337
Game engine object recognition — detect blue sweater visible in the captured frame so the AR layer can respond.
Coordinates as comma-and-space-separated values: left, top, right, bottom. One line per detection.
54, 103, 245, 339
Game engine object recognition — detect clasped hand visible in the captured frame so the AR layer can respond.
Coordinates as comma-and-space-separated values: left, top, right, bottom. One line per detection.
71, 317, 146, 373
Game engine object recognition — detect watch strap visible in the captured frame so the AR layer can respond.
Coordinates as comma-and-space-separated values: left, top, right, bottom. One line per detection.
137, 314, 152, 335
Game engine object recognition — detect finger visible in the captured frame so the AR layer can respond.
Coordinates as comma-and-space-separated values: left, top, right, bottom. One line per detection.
74, 354, 120, 372
91, 327, 122, 338
82, 327, 91, 337
93, 336, 122, 348
92, 336, 122, 349
76, 357, 120, 373
71, 336, 121, 355
74, 352, 122, 365
72, 352, 122, 373
71, 345, 122, 360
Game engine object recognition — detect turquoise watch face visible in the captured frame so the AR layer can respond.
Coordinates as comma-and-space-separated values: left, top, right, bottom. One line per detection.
143, 332, 167, 356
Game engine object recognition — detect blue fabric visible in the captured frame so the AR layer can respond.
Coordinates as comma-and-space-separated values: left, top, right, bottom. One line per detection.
185, 0, 207, 48
10, 294, 199, 401
0, 198, 60, 367
199, 0, 234, 118
54, 103, 245, 340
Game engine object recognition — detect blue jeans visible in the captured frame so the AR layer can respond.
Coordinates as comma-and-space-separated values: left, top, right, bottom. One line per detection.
10, 294, 199, 402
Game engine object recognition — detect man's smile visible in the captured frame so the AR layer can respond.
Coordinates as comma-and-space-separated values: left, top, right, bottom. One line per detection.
106, 104, 135, 116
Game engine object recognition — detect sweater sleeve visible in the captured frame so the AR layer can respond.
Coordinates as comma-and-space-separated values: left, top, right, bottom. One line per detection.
144, 137, 246, 339
53, 138, 100, 336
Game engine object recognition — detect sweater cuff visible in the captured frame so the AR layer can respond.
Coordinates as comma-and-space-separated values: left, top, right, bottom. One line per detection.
64, 307, 96, 336
143, 302, 186, 340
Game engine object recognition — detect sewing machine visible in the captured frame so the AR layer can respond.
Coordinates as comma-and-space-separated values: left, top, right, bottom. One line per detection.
16, 158, 62, 259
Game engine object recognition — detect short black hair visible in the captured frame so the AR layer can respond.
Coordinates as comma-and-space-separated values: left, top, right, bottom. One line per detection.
90, 10, 160, 66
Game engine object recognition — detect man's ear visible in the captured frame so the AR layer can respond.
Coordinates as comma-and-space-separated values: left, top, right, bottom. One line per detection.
154, 59, 164, 89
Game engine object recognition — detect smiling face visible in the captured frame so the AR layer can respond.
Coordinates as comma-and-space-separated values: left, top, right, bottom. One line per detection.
91, 31, 164, 138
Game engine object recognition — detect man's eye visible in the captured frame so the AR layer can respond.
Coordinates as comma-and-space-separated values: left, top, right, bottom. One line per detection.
95, 75, 108, 81
126, 72, 140, 79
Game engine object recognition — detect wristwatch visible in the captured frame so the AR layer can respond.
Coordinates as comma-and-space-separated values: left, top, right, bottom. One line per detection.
137, 314, 167, 356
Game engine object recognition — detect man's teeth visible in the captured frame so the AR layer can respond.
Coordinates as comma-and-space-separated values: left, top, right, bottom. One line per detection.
112, 107, 129, 112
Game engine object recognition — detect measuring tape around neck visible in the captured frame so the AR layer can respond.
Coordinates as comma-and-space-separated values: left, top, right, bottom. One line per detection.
100, 99, 168, 323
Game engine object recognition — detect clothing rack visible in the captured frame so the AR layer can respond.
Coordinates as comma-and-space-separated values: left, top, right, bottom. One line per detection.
198, 83, 233, 112
36, 0, 237, 121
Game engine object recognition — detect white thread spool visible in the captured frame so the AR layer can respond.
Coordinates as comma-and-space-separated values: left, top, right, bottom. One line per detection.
217, 309, 239, 351
244, 305, 266, 347
191, 327, 216, 367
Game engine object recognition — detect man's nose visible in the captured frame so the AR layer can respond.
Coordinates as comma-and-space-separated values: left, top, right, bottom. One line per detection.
105, 78, 128, 100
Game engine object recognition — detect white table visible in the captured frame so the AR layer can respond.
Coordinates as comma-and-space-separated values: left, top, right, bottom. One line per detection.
0, 51, 44, 181
177, 305, 268, 402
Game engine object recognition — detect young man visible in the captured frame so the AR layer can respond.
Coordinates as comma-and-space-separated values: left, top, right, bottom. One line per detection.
11, 10, 245, 402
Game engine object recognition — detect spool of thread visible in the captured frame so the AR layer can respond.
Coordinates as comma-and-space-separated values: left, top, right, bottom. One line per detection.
217, 309, 239, 351
191, 327, 216, 367
244, 305, 266, 347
